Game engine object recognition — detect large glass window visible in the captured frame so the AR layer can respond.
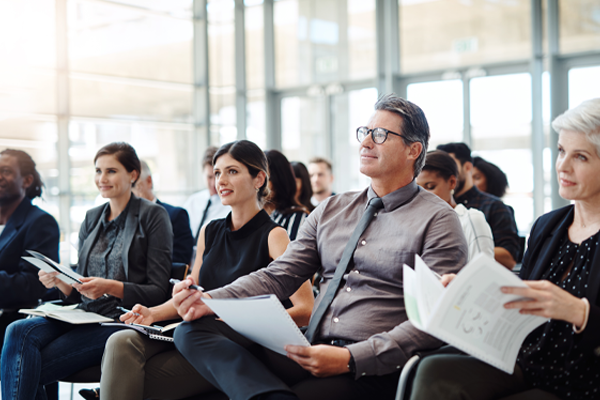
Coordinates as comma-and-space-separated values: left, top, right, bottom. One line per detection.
274, 0, 376, 88
568, 65, 600, 107
470, 73, 533, 232
559, 0, 600, 55
400, 0, 531, 73
407, 80, 464, 149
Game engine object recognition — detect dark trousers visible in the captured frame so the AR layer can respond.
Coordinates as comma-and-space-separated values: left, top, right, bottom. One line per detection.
173, 317, 400, 400
409, 354, 562, 400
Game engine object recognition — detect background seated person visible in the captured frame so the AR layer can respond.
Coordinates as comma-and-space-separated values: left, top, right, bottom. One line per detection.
265, 150, 309, 241
0, 149, 60, 357
0, 142, 173, 400
133, 160, 194, 264
417, 150, 494, 261
409, 98, 600, 400
100, 140, 313, 400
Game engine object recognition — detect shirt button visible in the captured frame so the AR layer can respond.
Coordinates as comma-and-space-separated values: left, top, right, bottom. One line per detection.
362, 372, 366, 376
374, 212, 378, 216
354, 270, 360, 274
333, 317, 339, 323
361, 240, 366, 245
346, 287, 351, 292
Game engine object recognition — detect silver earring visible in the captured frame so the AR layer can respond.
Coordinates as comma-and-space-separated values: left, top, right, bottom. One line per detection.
255, 187, 260, 192
450, 189, 455, 195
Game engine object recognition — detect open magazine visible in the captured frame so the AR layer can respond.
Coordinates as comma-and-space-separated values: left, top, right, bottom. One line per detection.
403, 253, 548, 374
22, 250, 84, 285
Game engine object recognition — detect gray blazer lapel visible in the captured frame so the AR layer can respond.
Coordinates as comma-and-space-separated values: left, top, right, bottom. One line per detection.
121, 196, 141, 280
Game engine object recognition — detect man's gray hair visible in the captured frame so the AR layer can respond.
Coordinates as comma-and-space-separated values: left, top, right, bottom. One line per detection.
139, 160, 152, 179
552, 98, 600, 156
374, 93, 430, 178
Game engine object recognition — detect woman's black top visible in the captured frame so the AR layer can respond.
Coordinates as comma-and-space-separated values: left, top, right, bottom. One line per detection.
200, 210, 282, 293
518, 230, 600, 399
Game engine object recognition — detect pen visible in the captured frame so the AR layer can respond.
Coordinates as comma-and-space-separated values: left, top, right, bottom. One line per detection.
169, 278, 204, 291
432, 271, 442, 280
117, 306, 140, 316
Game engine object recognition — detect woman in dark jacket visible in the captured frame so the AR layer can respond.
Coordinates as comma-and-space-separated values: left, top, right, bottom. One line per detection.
1, 142, 172, 400
410, 98, 600, 400
0, 149, 59, 355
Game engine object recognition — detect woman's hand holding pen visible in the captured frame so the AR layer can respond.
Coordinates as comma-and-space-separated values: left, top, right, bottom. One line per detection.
120, 304, 153, 325
172, 277, 214, 322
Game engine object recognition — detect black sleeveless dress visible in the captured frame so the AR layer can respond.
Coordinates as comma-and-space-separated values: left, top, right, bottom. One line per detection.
199, 209, 281, 292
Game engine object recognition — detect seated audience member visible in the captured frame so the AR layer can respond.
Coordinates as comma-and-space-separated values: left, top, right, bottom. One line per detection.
291, 161, 315, 213
0, 149, 60, 355
417, 150, 494, 261
0, 142, 173, 400
410, 98, 600, 400
133, 160, 194, 264
99, 140, 313, 400
170, 94, 468, 400
308, 156, 335, 206
265, 150, 309, 241
472, 156, 509, 198
183, 146, 230, 243
437, 142, 520, 269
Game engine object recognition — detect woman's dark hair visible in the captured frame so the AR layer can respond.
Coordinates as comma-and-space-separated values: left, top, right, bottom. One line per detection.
213, 140, 270, 202
291, 161, 314, 213
422, 150, 459, 181
265, 150, 305, 215
0, 149, 44, 199
94, 142, 141, 186
472, 156, 509, 198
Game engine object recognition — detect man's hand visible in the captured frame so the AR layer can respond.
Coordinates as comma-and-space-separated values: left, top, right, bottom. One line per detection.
172, 277, 214, 322
285, 344, 352, 378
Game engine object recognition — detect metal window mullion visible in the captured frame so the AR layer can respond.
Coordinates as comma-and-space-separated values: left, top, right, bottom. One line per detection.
547, 0, 569, 210
234, 0, 247, 140
462, 73, 472, 147
264, 0, 280, 150
375, 0, 399, 95
193, 0, 210, 190
531, 0, 545, 220
56, 0, 71, 262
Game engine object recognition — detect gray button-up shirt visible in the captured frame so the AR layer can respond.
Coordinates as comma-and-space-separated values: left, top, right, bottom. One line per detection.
208, 180, 468, 378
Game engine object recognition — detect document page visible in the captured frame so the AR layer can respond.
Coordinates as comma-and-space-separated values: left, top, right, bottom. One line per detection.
22, 255, 84, 285
414, 256, 445, 324
203, 295, 310, 355
402, 265, 423, 329
427, 254, 548, 374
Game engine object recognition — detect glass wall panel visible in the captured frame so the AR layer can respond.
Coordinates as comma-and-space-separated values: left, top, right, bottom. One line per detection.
559, 0, 600, 54
407, 80, 463, 149
107, 0, 193, 17
274, 0, 376, 88
281, 95, 327, 165
331, 88, 377, 193
470, 73, 533, 232
568, 65, 600, 107
246, 4, 265, 90
208, 0, 236, 88
70, 76, 193, 122
247, 92, 267, 149
209, 90, 237, 144
400, 0, 530, 74
0, 0, 56, 115
68, 0, 193, 83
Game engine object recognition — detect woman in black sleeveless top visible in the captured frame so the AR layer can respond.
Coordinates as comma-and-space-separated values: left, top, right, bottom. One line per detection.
99, 140, 313, 400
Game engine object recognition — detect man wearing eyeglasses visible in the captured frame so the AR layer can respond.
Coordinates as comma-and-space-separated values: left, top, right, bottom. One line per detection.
170, 94, 468, 400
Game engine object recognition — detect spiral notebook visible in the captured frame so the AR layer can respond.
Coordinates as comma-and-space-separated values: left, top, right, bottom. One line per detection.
202, 295, 310, 355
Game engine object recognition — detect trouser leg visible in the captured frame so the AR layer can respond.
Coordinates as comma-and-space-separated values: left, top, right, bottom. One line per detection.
174, 317, 306, 400
409, 354, 527, 400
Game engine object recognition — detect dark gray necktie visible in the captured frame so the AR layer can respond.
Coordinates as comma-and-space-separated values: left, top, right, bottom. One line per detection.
195, 197, 212, 242
304, 197, 384, 344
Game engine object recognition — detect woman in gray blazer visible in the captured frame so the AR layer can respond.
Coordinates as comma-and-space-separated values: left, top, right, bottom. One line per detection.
1, 142, 172, 400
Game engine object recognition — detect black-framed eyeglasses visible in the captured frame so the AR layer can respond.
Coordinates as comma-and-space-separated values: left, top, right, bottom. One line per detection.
356, 126, 405, 145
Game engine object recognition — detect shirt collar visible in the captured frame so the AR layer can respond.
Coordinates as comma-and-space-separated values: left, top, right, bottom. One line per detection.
456, 185, 480, 202
367, 179, 420, 212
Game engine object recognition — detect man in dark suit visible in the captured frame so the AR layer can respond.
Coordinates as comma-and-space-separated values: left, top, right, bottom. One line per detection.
133, 160, 194, 265
0, 149, 60, 354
